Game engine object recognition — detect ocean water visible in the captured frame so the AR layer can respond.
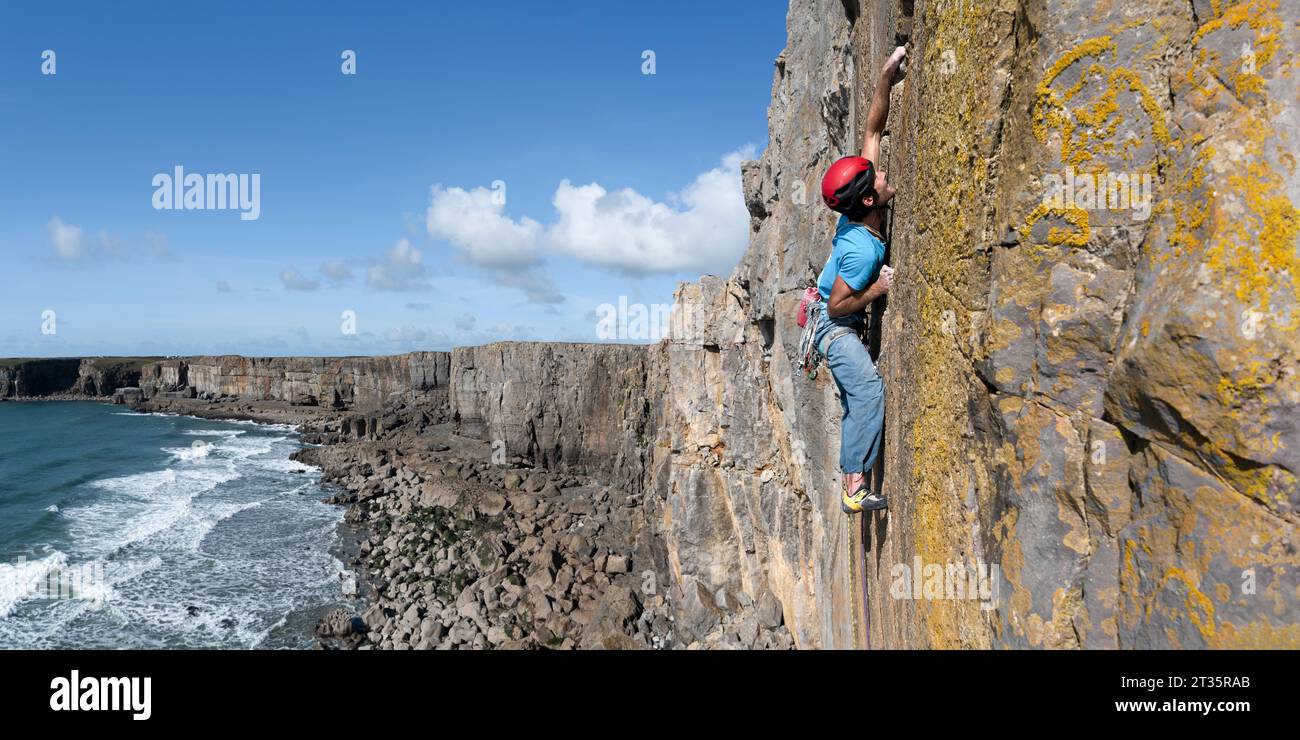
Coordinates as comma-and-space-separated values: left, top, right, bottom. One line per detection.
0, 402, 352, 649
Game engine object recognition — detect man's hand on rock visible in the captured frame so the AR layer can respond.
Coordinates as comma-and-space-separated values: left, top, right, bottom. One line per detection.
884, 45, 907, 85
866, 265, 894, 301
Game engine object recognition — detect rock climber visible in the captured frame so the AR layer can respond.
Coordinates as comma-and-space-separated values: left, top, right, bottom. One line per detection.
813, 45, 906, 514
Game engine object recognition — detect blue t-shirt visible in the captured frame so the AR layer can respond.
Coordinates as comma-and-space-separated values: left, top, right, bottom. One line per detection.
816, 215, 885, 321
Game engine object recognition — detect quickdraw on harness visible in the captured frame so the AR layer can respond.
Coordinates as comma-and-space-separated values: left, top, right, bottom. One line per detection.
797, 309, 822, 380
795, 287, 860, 381
796, 287, 823, 380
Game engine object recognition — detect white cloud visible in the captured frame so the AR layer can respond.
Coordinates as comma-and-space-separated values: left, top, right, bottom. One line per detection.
321, 260, 354, 284
48, 217, 86, 260
547, 148, 753, 274
367, 238, 428, 291
423, 148, 753, 277
280, 268, 320, 291
47, 219, 174, 262
277, 261, 351, 291
426, 185, 543, 267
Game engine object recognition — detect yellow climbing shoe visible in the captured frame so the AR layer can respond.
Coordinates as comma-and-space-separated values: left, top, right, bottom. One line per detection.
841, 484, 887, 514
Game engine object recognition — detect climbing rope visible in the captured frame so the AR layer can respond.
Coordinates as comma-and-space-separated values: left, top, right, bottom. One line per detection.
848, 513, 861, 649
847, 504, 872, 650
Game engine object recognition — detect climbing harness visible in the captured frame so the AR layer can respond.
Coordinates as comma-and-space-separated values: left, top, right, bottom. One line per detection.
796, 299, 863, 382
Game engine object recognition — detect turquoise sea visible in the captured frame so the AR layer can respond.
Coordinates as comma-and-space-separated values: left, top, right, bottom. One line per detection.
0, 402, 350, 648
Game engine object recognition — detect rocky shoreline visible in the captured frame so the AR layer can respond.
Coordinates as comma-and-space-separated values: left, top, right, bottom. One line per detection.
0, 393, 114, 402
131, 394, 794, 650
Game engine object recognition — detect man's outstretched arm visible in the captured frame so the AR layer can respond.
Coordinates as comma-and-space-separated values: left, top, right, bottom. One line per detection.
861, 46, 908, 166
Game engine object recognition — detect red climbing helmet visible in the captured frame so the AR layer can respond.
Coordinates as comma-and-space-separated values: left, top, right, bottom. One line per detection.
821, 156, 876, 212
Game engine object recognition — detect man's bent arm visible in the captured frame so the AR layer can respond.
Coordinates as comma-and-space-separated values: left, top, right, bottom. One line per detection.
827, 274, 888, 318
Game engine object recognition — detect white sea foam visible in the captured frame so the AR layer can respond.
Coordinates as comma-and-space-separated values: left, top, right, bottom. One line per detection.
65, 429, 300, 569
164, 442, 213, 461
255, 454, 317, 475
173, 497, 269, 553
223, 418, 298, 433
89, 467, 180, 496
71, 464, 241, 558
1, 406, 343, 649
181, 429, 245, 437
218, 435, 285, 460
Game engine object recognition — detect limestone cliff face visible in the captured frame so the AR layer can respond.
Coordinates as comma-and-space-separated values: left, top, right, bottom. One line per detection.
652, 0, 1300, 648
447, 343, 671, 596
0, 359, 85, 397
138, 353, 450, 411
448, 343, 658, 498
0, 357, 154, 398
645, 0, 896, 648
72, 358, 151, 397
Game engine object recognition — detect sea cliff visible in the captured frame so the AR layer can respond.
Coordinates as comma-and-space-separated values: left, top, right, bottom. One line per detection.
5, 0, 1297, 649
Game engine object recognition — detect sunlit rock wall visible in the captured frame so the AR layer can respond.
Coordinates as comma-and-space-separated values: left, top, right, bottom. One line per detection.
657, 0, 1299, 648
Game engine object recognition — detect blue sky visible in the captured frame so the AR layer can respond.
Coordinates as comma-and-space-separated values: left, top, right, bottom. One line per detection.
0, 0, 785, 357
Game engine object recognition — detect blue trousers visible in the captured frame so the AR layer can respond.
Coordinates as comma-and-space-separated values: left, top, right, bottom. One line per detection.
812, 303, 884, 475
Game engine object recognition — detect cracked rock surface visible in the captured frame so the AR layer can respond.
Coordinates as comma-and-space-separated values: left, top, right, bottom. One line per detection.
647, 0, 1300, 648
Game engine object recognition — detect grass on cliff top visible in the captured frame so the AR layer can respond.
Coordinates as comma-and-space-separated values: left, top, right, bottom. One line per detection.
0, 356, 164, 369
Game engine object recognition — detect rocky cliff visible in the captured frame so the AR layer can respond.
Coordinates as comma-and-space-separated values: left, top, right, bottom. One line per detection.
0, 359, 81, 398
4, 0, 1295, 650
72, 358, 153, 397
136, 353, 451, 411
449, 343, 658, 497
0, 358, 151, 398
642, 0, 1299, 648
